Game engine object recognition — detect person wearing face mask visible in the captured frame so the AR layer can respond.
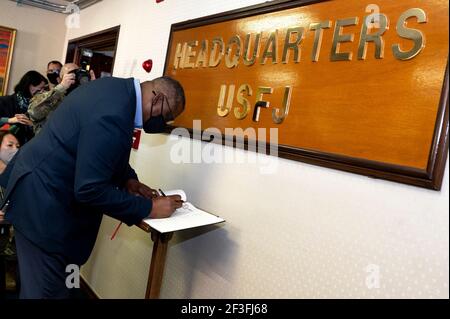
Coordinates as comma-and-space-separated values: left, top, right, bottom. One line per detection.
0, 131, 20, 222
46, 61, 63, 89
0, 75, 185, 298
0, 71, 48, 145
27, 63, 96, 134
0, 132, 19, 175
0, 131, 20, 295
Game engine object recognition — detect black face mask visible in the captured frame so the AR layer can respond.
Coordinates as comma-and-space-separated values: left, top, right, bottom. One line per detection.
47, 72, 59, 85
143, 94, 170, 134
143, 115, 167, 133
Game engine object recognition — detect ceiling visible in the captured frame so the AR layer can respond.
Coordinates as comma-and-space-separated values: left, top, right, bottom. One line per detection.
11, 0, 103, 13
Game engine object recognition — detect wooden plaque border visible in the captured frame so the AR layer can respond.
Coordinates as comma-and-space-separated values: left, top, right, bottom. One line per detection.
163, 0, 449, 190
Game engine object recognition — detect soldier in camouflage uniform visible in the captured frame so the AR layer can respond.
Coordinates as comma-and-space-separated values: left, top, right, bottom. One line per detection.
27, 63, 79, 134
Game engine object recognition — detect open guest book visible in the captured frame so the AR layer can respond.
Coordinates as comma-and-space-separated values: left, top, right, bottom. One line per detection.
142, 190, 225, 233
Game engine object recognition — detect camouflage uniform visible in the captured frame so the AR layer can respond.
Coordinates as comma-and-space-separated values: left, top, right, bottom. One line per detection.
27, 84, 67, 134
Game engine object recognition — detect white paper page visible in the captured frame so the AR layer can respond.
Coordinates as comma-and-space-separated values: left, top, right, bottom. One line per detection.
143, 190, 224, 233
162, 189, 187, 201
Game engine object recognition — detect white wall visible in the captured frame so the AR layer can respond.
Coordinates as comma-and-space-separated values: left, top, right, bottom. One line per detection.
0, 0, 67, 94
65, 0, 449, 298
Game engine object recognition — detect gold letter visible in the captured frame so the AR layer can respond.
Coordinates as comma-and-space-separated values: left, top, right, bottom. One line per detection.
272, 87, 292, 124
209, 37, 225, 67
331, 17, 359, 61
235, 84, 252, 120
261, 31, 278, 65
310, 21, 331, 62
217, 84, 235, 117
184, 40, 198, 69
195, 40, 209, 68
282, 27, 305, 64
173, 42, 186, 69
243, 33, 261, 66
225, 35, 241, 69
253, 87, 273, 122
358, 14, 389, 59
392, 8, 427, 60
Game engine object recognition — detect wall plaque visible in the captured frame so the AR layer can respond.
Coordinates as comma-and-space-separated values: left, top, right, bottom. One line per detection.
164, 0, 449, 190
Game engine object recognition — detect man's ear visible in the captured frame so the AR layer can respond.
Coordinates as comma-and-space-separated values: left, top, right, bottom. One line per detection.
142, 99, 152, 123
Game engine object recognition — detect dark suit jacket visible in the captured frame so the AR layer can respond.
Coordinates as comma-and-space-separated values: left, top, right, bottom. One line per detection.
0, 77, 152, 264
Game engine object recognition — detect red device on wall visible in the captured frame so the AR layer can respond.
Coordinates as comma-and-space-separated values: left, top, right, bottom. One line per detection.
132, 129, 142, 150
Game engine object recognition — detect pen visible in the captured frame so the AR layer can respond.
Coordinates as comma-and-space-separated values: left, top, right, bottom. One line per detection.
113, 189, 170, 240
159, 189, 184, 203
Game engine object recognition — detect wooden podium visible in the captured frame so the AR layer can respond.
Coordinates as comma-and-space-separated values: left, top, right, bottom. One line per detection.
136, 193, 224, 299
138, 221, 173, 299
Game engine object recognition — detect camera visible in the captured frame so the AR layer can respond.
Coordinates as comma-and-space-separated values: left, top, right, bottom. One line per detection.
70, 48, 93, 86
69, 68, 90, 86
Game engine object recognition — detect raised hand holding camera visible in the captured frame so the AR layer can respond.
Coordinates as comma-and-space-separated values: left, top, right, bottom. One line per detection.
61, 72, 76, 90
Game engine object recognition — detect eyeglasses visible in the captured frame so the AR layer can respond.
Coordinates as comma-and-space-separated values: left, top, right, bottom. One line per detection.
47, 69, 60, 75
152, 90, 175, 122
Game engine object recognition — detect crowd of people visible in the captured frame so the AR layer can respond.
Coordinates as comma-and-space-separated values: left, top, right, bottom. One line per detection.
0, 61, 95, 148
0, 61, 56, 292
0, 60, 95, 295
0, 57, 186, 299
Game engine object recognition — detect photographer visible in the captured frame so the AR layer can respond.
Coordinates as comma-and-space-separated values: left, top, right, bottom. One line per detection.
27, 63, 96, 134
46, 60, 63, 89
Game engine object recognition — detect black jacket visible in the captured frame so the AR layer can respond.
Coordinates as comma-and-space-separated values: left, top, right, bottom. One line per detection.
0, 93, 34, 144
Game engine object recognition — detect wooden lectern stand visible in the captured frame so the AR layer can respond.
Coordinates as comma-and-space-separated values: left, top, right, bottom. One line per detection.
137, 199, 224, 299
138, 221, 173, 299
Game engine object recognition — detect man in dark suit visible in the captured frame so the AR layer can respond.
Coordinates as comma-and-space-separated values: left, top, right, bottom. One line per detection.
0, 76, 185, 298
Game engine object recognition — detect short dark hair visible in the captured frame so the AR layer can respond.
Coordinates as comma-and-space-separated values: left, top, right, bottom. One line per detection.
157, 76, 186, 111
47, 60, 63, 69
0, 131, 19, 146
14, 71, 48, 98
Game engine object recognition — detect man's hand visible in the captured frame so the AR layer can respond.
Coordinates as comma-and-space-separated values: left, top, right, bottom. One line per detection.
90, 70, 96, 81
149, 195, 182, 218
125, 179, 158, 199
9, 114, 32, 126
0, 210, 4, 221
60, 73, 76, 90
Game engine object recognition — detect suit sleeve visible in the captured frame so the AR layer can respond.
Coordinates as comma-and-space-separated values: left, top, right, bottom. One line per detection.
73, 118, 151, 226
122, 163, 138, 186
